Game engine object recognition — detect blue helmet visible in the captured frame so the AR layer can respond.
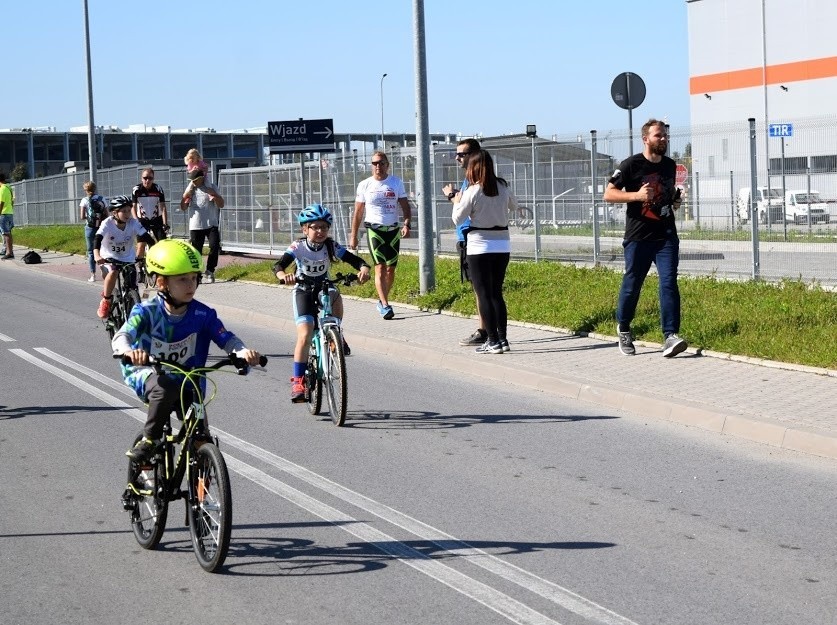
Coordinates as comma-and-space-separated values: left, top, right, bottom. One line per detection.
298, 203, 333, 226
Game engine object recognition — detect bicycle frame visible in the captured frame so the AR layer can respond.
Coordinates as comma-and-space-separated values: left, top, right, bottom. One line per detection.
104, 261, 141, 338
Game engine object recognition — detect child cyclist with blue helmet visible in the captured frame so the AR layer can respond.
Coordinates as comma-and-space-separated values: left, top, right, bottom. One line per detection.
113, 238, 263, 461
274, 204, 371, 403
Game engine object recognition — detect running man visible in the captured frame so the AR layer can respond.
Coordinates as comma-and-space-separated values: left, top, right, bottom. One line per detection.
349, 151, 412, 319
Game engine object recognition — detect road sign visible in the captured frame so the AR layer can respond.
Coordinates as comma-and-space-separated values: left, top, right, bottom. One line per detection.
610, 72, 646, 110
676, 164, 688, 186
768, 123, 793, 138
267, 118, 335, 153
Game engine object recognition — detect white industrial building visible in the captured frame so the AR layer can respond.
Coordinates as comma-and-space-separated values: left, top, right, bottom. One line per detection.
686, 0, 837, 225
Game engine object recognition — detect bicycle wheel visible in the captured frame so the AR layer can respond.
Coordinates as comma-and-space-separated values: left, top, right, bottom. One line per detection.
125, 433, 168, 549
188, 442, 232, 573
125, 288, 141, 314
106, 298, 123, 340
324, 326, 348, 426
306, 351, 322, 416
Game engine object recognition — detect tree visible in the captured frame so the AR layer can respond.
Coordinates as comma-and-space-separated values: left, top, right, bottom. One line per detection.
10, 162, 28, 182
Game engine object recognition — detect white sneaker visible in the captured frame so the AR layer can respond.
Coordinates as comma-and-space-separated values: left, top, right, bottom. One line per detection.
87, 274, 96, 282
205, 271, 215, 284
662, 334, 688, 358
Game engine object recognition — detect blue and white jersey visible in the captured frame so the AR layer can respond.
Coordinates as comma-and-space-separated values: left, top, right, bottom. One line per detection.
283, 238, 352, 281
113, 294, 240, 399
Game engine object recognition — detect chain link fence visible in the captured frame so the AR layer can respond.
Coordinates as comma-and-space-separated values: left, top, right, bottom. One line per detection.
11, 117, 837, 285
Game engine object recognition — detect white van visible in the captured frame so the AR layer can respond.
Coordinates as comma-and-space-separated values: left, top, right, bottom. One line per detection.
784, 190, 830, 224
736, 187, 784, 224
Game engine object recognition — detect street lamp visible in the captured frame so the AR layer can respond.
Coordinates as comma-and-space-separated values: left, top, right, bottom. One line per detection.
380, 73, 388, 150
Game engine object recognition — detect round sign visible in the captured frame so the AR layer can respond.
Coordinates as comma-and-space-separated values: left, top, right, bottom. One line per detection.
675, 164, 688, 186
610, 72, 646, 110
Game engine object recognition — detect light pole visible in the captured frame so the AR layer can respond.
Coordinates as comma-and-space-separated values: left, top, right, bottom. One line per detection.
83, 0, 97, 181
380, 73, 388, 150
526, 124, 540, 261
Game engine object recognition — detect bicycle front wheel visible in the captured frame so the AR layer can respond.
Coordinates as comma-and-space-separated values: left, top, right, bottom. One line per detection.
188, 443, 232, 573
306, 351, 322, 416
324, 326, 348, 426
126, 433, 168, 549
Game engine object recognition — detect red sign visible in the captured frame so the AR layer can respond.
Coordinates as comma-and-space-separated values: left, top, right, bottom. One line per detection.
675, 164, 688, 186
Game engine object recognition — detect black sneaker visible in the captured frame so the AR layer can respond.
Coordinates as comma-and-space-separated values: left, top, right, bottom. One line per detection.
342, 337, 351, 356
662, 333, 688, 358
126, 437, 155, 462
459, 329, 487, 346
475, 340, 503, 354
617, 324, 635, 356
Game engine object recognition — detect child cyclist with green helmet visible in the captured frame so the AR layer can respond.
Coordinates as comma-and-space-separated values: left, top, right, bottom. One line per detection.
274, 204, 371, 402
112, 238, 263, 461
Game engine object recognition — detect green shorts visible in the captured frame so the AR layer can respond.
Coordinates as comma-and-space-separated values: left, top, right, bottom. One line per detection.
365, 223, 402, 267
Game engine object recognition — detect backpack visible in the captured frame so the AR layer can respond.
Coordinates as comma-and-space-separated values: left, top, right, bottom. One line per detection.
87, 194, 107, 228
22, 250, 42, 265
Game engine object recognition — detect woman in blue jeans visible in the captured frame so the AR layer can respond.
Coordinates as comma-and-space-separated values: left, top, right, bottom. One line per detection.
78, 180, 107, 282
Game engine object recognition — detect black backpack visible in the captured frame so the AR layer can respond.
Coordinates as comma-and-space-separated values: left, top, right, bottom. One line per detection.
22, 250, 42, 265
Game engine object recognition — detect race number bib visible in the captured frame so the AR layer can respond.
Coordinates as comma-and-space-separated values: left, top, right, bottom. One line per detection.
150, 333, 197, 363
299, 258, 328, 277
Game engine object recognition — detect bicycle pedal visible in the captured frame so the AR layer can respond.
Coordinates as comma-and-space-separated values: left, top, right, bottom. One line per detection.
120, 491, 137, 511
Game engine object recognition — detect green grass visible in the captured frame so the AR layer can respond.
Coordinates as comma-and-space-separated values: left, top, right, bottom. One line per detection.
15, 225, 837, 370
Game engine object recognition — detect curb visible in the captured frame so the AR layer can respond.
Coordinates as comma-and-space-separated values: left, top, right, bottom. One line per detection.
210, 297, 837, 461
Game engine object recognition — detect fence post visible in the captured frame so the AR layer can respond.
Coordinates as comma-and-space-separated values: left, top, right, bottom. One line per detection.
531, 135, 540, 261
748, 117, 761, 280
729, 170, 735, 228
590, 130, 600, 265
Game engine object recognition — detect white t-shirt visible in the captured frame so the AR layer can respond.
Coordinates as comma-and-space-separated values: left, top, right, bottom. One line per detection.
96, 217, 147, 263
355, 175, 407, 226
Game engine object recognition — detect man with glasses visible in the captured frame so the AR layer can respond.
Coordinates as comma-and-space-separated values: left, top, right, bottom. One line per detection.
350, 151, 412, 319
131, 167, 169, 258
442, 138, 487, 346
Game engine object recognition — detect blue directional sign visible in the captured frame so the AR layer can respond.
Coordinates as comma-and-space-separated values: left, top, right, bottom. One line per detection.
267, 118, 335, 153
768, 123, 793, 138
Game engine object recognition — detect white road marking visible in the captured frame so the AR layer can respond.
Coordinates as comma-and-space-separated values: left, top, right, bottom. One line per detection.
12, 347, 641, 625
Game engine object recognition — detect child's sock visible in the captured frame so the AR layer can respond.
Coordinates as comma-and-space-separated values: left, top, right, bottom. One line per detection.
293, 362, 306, 378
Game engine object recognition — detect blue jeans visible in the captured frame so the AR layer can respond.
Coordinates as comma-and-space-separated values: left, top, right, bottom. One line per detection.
84, 225, 96, 274
617, 237, 680, 336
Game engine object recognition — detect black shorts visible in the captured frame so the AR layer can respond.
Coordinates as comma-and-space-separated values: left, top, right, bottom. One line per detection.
366, 224, 401, 267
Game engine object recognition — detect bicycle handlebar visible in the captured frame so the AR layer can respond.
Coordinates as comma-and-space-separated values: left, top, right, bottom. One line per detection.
290, 272, 359, 287
114, 352, 268, 374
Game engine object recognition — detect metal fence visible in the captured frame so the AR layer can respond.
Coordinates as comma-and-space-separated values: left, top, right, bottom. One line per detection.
12, 116, 837, 286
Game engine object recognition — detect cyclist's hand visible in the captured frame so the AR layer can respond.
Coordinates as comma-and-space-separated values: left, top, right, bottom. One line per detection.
235, 349, 262, 366
357, 265, 370, 285
95, 256, 106, 265
121, 349, 149, 365
277, 271, 296, 285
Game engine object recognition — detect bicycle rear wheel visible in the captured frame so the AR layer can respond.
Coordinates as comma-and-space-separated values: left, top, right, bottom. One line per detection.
324, 326, 348, 426
306, 351, 322, 416
124, 288, 141, 314
188, 443, 232, 572
125, 433, 168, 549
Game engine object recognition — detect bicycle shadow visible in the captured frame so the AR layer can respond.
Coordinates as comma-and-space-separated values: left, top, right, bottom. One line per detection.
0, 404, 117, 421
214, 528, 616, 577
331, 410, 618, 430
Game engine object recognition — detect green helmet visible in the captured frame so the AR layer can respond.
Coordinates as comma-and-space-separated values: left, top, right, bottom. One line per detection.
146, 239, 204, 276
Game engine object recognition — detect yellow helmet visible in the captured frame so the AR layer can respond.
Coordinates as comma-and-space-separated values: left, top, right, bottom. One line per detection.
146, 239, 203, 276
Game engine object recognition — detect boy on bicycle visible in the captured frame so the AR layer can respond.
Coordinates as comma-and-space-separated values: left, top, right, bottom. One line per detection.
273, 204, 370, 403
94, 195, 156, 319
113, 239, 262, 461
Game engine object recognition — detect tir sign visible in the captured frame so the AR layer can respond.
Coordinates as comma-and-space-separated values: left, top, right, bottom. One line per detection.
768, 123, 793, 138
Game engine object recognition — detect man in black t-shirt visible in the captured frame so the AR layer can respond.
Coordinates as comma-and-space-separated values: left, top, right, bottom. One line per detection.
131, 167, 168, 258
603, 118, 688, 358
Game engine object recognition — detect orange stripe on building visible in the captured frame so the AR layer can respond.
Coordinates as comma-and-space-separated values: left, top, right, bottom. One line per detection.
690, 56, 837, 94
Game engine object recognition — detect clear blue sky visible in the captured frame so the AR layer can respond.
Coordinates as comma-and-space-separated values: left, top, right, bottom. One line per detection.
4, 1, 690, 138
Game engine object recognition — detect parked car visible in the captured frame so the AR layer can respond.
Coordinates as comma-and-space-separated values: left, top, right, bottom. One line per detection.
736, 186, 784, 224
784, 190, 830, 224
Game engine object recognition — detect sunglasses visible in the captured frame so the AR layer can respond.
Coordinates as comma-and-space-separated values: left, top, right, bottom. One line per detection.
371, 161, 388, 166
142, 176, 154, 180
455, 151, 471, 159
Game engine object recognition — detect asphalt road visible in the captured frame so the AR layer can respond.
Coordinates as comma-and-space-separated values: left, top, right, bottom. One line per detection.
1, 270, 835, 625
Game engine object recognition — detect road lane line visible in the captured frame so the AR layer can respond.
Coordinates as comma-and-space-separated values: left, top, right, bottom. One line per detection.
226, 455, 563, 625
0, 332, 16, 341
12, 347, 639, 625
219, 432, 639, 625
34, 348, 137, 398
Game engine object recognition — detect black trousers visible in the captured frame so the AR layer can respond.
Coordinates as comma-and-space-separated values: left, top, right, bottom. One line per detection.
467, 252, 510, 344
190, 226, 220, 272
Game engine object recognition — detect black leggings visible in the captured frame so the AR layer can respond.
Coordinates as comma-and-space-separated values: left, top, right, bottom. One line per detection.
190, 226, 220, 272
467, 252, 510, 344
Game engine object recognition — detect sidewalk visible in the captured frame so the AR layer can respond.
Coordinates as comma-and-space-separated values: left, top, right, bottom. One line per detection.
8, 247, 837, 460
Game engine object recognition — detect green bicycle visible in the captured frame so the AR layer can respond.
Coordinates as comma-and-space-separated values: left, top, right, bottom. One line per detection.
119, 352, 267, 572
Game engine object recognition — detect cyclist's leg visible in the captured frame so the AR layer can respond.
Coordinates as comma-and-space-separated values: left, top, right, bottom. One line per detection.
142, 373, 181, 440
291, 288, 316, 401
101, 263, 118, 297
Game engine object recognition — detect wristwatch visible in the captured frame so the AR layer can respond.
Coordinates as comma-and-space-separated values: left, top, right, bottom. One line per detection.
447, 191, 456, 200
